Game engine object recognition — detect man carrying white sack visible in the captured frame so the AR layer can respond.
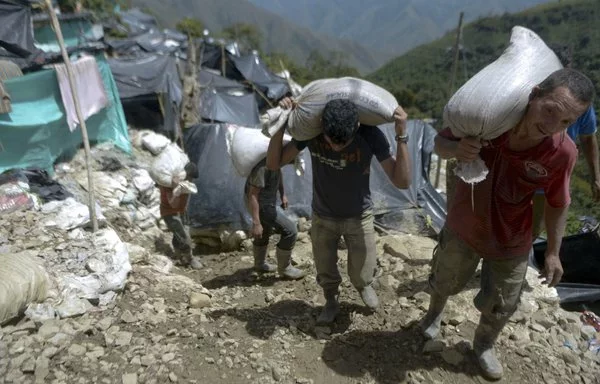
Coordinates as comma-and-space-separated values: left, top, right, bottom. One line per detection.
421, 68, 595, 380
270, 97, 412, 324
245, 150, 305, 280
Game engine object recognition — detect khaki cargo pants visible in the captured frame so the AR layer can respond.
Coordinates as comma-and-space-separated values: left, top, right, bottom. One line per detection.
429, 227, 529, 321
311, 211, 378, 292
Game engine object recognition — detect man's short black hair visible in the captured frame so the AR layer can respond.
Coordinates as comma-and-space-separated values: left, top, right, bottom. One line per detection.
184, 162, 199, 180
322, 99, 359, 144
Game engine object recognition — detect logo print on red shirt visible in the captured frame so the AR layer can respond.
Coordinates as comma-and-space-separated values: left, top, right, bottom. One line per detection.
524, 161, 548, 178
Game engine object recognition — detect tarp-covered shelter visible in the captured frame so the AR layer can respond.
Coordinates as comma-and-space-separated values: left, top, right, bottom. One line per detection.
0, 54, 130, 174
198, 87, 260, 127
184, 120, 445, 233
108, 54, 182, 137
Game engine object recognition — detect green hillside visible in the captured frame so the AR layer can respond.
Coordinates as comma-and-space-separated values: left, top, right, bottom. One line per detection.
368, 0, 600, 120
368, 0, 600, 233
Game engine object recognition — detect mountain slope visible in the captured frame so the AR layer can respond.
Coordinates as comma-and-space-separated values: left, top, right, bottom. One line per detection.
131, 0, 392, 73
368, 0, 600, 120
248, 0, 552, 56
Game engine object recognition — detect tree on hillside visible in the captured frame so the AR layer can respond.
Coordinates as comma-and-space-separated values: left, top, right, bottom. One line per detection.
176, 18, 205, 38
221, 23, 262, 52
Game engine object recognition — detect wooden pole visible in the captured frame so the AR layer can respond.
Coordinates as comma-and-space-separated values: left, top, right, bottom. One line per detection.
221, 43, 226, 76
45, 0, 98, 232
434, 11, 464, 190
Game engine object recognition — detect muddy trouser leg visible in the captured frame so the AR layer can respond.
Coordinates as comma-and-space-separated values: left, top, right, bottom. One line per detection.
473, 254, 528, 380
422, 227, 481, 338
343, 210, 379, 309
312, 213, 342, 324
272, 206, 298, 251
252, 209, 275, 272
164, 214, 192, 253
311, 213, 343, 292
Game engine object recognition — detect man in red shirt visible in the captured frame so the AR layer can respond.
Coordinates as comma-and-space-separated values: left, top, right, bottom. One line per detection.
420, 68, 594, 380
159, 162, 199, 266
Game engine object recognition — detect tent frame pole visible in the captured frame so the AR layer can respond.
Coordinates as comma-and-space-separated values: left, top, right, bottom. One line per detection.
45, 0, 98, 233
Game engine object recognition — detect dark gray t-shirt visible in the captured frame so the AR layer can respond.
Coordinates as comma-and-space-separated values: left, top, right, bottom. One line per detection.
294, 125, 391, 218
245, 159, 280, 211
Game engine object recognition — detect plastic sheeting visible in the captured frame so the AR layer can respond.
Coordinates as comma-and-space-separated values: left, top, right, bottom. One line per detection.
108, 54, 182, 100
199, 87, 260, 127
184, 124, 312, 230
0, 54, 130, 174
0, 0, 34, 55
228, 53, 290, 102
34, 18, 103, 53
530, 229, 600, 303
199, 69, 245, 90
109, 54, 182, 134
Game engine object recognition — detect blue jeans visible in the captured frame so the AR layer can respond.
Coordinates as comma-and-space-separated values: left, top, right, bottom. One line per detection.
253, 206, 298, 250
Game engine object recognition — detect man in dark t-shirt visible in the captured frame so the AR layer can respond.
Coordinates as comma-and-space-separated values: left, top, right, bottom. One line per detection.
268, 98, 412, 324
245, 158, 304, 279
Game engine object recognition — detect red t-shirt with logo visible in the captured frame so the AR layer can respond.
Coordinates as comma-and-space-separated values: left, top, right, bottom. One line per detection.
442, 128, 577, 259
159, 186, 190, 217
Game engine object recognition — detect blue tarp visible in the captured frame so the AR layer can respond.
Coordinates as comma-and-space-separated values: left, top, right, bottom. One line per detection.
0, 54, 130, 174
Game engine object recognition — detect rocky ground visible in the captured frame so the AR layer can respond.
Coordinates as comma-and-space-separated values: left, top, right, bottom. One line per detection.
0, 133, 599, 384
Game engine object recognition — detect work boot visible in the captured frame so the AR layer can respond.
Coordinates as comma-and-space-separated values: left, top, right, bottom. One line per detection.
419, 292, 448, 339
358, 285, 379, 310
275, 247, 305, 280
316, 289, 340, 325
473, 315, 505, 380
253, 244, 276, 273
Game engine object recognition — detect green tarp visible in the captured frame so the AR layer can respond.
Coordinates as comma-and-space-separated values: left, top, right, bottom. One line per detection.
34, 19, 101, 52
0, 54, 130, 174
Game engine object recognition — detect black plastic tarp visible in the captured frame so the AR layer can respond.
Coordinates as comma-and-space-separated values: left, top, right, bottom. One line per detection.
530, 228, 600, 303
370, 120, 445, 233
0, 0, 34, 56
185, 120, 445, 233
184, 124, 312, 230
135, 31, 182, 55
108, 54, 181, 100
199, 87, 260, 127
108, 54, 182, 133
228, 53, 290, 102
198, 68, 245, 90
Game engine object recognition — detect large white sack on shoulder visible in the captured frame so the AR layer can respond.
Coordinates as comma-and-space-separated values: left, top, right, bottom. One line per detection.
0, 251, 49, 324
150, 143, 190, 187
227, 125, 291, 177
287, 77, 398, 140
443, 26, 562, 140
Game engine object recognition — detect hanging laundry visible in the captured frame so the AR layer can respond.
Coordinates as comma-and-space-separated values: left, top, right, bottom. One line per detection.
54, 55, 108, 132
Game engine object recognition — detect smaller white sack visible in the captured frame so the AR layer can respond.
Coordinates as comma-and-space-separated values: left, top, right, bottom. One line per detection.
287, 77, 398, 141
227, 126, 291, 177
141, 131, 172, 155
150, 143, 190, 187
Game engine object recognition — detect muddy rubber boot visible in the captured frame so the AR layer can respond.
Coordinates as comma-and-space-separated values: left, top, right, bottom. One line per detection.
316, 289, 340, 325
253, 244, 276, 273
358, 286, 379, 310
275, 247, 305, 280
419, 292, 448, 339
473, 316, 505, 380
